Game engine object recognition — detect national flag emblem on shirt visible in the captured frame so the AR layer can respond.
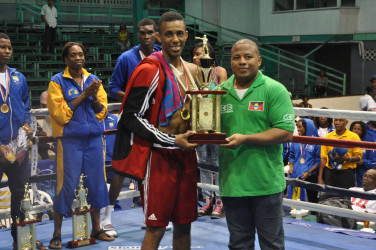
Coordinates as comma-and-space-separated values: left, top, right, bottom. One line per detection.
248, 101, 264, 111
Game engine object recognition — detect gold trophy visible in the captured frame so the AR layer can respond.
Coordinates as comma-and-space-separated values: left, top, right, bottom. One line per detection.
16, 183, 38, 250
186, 35, 227, 144
67, 174, 96, 248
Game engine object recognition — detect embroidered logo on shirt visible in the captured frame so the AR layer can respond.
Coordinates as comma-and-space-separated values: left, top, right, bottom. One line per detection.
148, 213, 157, 221
12, 76, 20, 84
221, 104, 233, 114
283, 114, 295, 123
68, 87, 79, 98
109, 122, 114, 128
248, 101, 264, 111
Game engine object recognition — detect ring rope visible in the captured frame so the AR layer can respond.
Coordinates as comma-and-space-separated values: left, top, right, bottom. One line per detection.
294, 107, 376, 120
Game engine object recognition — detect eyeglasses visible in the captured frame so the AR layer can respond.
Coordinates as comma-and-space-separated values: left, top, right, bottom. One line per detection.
362, 174, 376, 180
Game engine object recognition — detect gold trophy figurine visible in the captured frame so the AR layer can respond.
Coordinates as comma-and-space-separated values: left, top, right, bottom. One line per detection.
194, 35, 216, 90
16, 183, 38, 250
68, 174, 96, 248
186, 35, 227, 144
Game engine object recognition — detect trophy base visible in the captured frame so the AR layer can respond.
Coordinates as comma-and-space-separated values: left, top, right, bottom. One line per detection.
188, 133, 228, 144
15, 218, 41, 227
67, 238, 96, 248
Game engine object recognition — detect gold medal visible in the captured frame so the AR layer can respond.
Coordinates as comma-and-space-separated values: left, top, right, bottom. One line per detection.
300, 157, 305, 164
1, 103, 9, 113
181, 107, 190, 120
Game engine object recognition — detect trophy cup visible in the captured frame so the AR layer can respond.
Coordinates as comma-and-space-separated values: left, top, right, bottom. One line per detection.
67, 174, 96, 248
16, 183, 39, 250
186, 35, 227, 144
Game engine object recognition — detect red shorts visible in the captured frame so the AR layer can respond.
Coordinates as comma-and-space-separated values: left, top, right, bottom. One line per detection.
141, 146, 198, 227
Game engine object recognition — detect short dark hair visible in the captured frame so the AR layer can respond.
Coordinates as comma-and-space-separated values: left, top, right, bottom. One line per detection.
314, 107, 333, 129
158, 11, 185, 31
296, 119, 307, 136
191, 42, 218, 66
0, 33, 10, 40
365, 86, 375, 95
61, 42, 86, 62
137, 18, 157, 32
350, 121, 367, 140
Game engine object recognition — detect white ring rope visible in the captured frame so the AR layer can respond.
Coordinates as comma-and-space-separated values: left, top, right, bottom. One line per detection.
294, 107, 376, 120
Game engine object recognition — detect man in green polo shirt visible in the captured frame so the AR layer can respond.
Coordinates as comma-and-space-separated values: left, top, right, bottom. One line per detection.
218, 39, 295, 249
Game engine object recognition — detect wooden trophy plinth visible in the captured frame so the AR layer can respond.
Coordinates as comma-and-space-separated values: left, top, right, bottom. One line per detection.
16, 219, 41, 250
67, 209, 96, 248
186, 90, 228, 144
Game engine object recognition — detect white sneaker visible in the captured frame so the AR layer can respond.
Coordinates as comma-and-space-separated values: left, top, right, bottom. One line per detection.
102, 224, 118, 238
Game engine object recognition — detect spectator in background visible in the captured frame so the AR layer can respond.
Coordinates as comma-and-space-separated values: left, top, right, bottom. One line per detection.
40, 90, 48, 108
37, 90, 52, 160
351, 168, 376, 215
105, 18, 161, 234
314, 107, 335, 138
359, 86, 376, 112
99, 111, 120, 237
298, 95, 312, 108
116, 23, 130, 52
288, 119, 321, 203
109, 18, 161, 101
350, 121, 367, 140
47, 42, 114, 249
356, 116, 376, 187
192, 42, 227, 219
41, 0, 57, 53
350, 168, 376, 231
318, 118, 363, 189
370, 74, 376, 89
315, 69, 328, 97
191, 42, 227, 87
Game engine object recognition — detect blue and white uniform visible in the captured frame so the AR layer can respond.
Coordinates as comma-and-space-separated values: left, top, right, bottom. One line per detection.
288, 119, 321, 201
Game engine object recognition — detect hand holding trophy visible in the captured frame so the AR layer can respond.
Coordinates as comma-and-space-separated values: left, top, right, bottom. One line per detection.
187, 35, 227, 144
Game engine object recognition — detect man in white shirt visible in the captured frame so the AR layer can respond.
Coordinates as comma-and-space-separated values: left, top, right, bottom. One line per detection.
40, 0, 58, 53
359, 86, 376, 112
351, 168, 376, 215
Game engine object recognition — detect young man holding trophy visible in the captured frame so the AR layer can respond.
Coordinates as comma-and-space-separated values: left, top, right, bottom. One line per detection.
112, 11, 199, 249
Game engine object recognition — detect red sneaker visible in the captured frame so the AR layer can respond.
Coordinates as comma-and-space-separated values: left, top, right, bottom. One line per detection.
211, 199, 225, 219
198, 198, 213, 216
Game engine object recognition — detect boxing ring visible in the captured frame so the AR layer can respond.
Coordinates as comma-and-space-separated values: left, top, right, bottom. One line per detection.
1, 106, 376, 249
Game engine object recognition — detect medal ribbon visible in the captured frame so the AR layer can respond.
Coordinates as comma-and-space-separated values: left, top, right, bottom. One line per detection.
0, 68, 10, 104
80, 75, 84, 90
181, 61, 189, 103
299, 144, 308, 161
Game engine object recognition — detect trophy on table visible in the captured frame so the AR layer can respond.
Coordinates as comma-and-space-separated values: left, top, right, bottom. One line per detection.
186, 35, 227, 144
16, 183, 39, 250
67, 174, 96, 248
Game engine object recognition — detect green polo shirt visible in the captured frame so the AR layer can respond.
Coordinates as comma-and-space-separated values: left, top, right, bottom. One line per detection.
217, 71, 295, 197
